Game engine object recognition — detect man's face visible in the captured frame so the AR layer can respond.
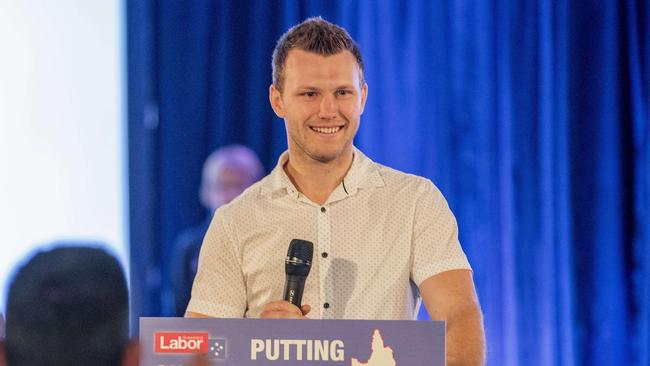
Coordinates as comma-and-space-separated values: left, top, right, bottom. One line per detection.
270, 49, 368, 164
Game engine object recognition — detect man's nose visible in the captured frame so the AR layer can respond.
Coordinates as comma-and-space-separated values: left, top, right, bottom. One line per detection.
318, 94, 338, 119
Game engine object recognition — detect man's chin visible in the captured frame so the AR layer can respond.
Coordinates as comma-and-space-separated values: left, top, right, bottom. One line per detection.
308, 148, 350, 164
290, 141, 353, 165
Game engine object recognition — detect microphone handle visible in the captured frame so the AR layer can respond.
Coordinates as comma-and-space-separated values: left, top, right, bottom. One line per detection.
283, 275, 306, 307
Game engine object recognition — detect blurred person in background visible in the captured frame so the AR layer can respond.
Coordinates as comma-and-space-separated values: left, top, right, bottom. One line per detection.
171, 144, 264, 316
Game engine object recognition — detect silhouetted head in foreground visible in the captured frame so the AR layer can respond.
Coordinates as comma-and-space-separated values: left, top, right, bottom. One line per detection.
4, 247, 130, 366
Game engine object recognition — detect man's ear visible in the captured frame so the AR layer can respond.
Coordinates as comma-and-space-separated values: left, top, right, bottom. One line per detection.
269, 84, 285, 118
120, 340, 139, 366
359, 82, 368, 115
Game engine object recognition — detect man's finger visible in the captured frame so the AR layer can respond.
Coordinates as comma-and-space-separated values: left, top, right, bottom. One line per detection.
300, 304, 311, 316
263, 300, 302, 315
260, 310, 305, 319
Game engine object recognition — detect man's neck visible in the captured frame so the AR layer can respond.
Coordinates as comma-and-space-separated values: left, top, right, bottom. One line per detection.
284, 149, 354, 206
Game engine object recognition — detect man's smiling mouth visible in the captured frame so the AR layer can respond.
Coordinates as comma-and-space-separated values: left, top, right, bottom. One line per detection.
310, 126, 342, 134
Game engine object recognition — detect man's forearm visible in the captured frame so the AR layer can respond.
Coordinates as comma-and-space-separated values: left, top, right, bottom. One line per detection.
445, 304, 486, 366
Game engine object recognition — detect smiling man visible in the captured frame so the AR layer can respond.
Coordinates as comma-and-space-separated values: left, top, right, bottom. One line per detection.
187, 17, 486, 365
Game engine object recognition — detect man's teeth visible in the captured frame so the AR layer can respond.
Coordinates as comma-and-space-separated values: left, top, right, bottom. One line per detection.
311, 126, 341, 134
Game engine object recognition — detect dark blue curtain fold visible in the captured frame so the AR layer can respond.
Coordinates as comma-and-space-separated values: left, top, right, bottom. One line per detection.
127, 1, 650, 364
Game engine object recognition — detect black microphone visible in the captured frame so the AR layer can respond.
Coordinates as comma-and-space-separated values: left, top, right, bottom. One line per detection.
283, 239, 314, 307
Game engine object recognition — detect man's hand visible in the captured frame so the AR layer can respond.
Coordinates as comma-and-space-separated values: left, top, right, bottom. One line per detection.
259, 300, 311, 319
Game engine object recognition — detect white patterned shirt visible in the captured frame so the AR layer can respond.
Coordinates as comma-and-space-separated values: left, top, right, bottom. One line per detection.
187, 147, 471, 320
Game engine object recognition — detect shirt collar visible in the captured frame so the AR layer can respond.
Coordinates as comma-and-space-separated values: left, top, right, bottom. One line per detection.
260, 146, 385, 199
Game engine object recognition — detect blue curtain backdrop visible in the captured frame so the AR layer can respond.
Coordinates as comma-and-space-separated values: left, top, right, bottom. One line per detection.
127, 1, 650, 365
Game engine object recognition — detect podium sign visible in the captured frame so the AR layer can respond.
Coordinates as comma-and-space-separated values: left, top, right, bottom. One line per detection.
140, 317, 444, 365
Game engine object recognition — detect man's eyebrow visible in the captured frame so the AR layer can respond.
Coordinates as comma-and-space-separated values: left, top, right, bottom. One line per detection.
296, 85, 356, 91
296, 86, 321, 91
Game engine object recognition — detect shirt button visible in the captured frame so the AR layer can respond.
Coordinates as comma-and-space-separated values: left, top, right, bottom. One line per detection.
323, 302, 330, 309
320, 207, 326, 213
321, 252, 328, 258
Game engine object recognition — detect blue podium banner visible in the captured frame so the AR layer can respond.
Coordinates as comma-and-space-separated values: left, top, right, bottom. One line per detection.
140, 317, 444, 366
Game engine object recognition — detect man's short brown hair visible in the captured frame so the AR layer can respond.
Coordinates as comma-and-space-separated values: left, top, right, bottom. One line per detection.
272, 17, 365, 92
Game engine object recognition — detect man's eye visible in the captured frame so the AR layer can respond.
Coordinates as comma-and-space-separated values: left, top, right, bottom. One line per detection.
336, 90, 351, 96
302, 92, 317, 97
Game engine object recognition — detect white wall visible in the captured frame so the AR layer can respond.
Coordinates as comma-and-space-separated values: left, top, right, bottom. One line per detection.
0, 0, 127, 310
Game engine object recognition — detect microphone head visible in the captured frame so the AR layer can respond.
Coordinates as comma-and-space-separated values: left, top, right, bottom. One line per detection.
285, 239, 313, 277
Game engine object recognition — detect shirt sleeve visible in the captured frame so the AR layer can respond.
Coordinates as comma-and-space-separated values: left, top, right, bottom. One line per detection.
411, 181, 472, 287
185, 209, 247, 317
